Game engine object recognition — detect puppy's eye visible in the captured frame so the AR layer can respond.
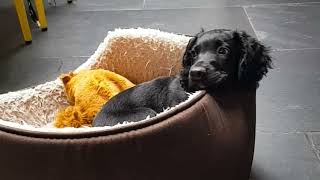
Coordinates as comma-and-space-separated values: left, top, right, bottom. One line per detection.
217, 47, 229, 55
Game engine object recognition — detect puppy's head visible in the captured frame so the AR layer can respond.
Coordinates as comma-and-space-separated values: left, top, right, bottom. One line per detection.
180, 29, 272, 92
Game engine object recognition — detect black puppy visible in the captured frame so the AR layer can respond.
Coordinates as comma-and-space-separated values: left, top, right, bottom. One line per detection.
93, 29, 272, 127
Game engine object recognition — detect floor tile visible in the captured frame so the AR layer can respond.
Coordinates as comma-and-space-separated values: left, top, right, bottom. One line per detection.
144, 0, 318, 9
251, 132, 320, 180
245, 3, 320, 49
0, 57, 86, 94
257, 49, 320, 132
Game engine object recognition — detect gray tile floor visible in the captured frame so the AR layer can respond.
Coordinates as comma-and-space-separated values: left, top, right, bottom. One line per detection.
0, 0, 320, 179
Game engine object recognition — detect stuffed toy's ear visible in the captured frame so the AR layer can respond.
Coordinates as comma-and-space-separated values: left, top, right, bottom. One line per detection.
59, 72, 76, 104
236, 31, 273, 89
60, 72, 74, 85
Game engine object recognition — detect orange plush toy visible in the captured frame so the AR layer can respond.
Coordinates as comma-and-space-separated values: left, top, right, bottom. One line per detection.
54, 69, 135, 128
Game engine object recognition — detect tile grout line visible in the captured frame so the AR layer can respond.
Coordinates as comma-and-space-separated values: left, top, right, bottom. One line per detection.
243, 6, 259, 40
304, 133, 320, 163
256, 130, 320, 134
271, 47, 320, 52
243, 1, 320, 8
62, 2, 320, 12
142, 0, 146, 9
56, 59, 64, 74
142, 2, 320, 11
71, 55, 91, 58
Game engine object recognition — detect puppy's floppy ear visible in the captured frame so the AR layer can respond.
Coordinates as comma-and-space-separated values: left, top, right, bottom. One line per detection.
235, 31, 273, 89
180, 35, 198, 91
182, 36, 198, 67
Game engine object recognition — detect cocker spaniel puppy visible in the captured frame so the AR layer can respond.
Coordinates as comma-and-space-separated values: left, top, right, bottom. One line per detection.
180, 29, 272, 92
93, 29, 272, 127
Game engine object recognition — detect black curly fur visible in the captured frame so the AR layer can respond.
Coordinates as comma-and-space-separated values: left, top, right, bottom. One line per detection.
236, 31, 273, 89
180, 29, 272, 91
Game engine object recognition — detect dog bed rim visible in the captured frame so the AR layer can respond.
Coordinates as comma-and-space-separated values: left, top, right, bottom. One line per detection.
0, 91, 206, 139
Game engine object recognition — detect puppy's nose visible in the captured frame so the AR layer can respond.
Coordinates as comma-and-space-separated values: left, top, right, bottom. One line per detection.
190, 67, 206, 80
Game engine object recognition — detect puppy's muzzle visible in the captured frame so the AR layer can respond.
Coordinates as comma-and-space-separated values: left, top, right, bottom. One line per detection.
188, 66, 207, 90
189, 67, 206, 81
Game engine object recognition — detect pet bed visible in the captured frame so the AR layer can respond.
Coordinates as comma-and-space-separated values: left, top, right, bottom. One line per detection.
0, 28, 256, 180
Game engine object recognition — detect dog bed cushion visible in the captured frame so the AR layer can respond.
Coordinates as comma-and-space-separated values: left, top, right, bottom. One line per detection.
0, 28, 255, 180
0, 28, 192, 132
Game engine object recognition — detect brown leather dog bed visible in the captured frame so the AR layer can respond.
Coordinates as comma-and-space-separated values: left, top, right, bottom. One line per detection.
0, 28, 255, 180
